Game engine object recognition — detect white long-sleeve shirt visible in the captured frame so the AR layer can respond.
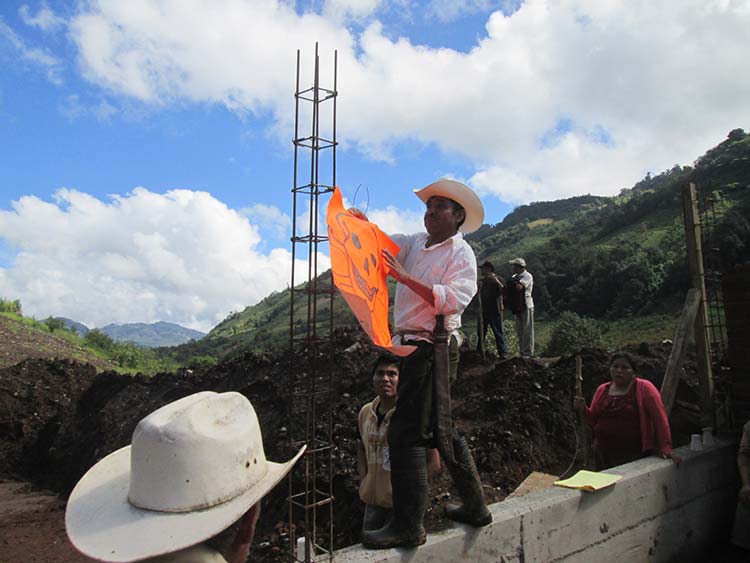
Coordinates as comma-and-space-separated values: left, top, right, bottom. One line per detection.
389, 232, 477, 343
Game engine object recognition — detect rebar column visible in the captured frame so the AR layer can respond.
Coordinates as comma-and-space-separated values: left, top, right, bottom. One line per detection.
287, 43, 338, 563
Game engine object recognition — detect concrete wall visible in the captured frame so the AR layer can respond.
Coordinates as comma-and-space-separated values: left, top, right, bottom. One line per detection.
335, 440, 738, 563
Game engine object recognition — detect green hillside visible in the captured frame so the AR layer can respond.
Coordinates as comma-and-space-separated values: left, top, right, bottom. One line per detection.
0, 303, 180, 373
7, 130, 746, 368
169, 129, 749, 361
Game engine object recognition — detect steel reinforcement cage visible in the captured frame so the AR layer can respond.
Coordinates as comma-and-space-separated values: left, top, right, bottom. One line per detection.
287, 44, 338, 563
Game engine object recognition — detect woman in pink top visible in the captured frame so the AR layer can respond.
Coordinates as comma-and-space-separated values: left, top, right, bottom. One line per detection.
574, 352, 682, 470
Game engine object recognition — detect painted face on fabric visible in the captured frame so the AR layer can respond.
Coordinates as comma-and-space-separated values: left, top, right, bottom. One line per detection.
609, 358, 635, 388
373, 364, 399, 399
423, 196, 464, 239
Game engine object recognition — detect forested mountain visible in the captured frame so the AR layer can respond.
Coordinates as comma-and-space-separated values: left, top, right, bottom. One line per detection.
174, 129, 749, 360
100, 321, 206, 348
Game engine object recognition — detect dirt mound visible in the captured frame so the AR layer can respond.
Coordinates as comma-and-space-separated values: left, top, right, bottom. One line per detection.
0, 315, 116, 371
0, 337, 701, 561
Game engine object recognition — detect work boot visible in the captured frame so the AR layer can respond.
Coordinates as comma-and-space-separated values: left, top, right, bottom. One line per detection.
362, 504, 391, 532
443, 436, 492, 527
362, 447, 428, 549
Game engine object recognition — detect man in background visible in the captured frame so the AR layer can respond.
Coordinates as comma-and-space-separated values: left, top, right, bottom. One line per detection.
508, 257, 534, 357
479, 260, 508, 359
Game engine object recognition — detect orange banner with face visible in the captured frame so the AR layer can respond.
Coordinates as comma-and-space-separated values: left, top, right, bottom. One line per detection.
327, 187, 415, 357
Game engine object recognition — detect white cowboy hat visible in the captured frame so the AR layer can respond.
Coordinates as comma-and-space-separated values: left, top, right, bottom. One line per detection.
509, 257, 526, 268
65, 391, 305, 562
414, 179, 485, 234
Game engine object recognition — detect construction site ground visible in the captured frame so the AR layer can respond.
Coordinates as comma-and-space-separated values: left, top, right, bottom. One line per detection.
0, 336, 710, 562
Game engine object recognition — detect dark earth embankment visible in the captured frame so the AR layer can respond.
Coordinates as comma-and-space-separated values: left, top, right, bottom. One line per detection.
0, 335, 702, 562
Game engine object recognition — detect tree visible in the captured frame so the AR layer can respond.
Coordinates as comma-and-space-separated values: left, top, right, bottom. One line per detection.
544, 312, 603, 356
44, 316, 65, 333
85, 329, 115, 351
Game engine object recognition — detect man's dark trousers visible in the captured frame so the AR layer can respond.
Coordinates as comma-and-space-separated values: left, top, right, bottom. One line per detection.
482, 307, 507, 355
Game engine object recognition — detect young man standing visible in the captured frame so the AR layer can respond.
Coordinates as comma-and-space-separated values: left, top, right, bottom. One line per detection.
357, 354, 440, 533
351, 179, 492, 549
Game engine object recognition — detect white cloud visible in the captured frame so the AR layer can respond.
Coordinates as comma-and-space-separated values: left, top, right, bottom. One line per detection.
324, 0, 383, 21
0, 17, 63, 84
240, 203, 291, 240
368, 205, 425, 235
19, 4, 66, 31
65, 0, 750, 203
60, 94, 118, 121
427, 0, 511, 23
0, 188, 327, 331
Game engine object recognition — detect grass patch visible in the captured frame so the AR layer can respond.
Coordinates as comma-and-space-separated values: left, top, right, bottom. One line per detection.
528, 218, 554, 229
599, 314, 677, 347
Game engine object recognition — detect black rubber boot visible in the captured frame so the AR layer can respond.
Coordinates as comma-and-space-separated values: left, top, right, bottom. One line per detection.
362, 504, 391, 532
443, 436, 492, 527
361, 447, 428, 549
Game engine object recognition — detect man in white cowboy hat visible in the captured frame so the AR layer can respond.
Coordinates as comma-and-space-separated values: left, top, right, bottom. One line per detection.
350, 178, 492, 549
65, 391, 305, 563
508, 257, 534, 357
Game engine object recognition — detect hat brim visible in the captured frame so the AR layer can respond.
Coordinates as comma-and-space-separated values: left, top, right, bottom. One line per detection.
66, 444, 305, 562
414, 180, 484, 234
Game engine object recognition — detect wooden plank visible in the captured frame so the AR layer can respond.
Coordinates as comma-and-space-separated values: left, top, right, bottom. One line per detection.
682, 183, 714, 425
507, 471, 558, 498
660, 288, 701, 414
575, 355, 593, 468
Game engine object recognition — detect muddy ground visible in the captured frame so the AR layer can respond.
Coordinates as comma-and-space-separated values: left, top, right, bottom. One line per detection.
0, 335, 703, 562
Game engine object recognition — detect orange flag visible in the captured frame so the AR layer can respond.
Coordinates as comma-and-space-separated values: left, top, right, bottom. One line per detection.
327, 187, 416, 357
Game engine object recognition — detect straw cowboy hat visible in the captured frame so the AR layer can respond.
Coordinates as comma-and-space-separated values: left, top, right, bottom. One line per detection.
66, 391, 305, 562
414, 179, 485, 234
509, 257, 526, 268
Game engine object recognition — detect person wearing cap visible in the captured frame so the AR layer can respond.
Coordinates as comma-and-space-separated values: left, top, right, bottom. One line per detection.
479, 260, 508, 359
65, 391, 305, 563
350, 179, 492, 549
508, 257, 534, 357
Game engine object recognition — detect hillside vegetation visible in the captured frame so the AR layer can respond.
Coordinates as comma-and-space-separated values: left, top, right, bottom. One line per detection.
173, 129, 749, 361
3, 130, 748, 369
0, 302, 180, 373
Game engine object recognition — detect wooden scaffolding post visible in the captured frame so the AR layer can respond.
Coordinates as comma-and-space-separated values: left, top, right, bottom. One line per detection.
682, 182, 714, 425
660, 288, 700, 415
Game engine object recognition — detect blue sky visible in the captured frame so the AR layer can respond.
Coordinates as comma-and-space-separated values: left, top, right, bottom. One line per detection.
0, 0, 748, 331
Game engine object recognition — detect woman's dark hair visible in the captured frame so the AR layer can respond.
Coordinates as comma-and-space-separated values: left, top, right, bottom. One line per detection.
608, 351, 636, 371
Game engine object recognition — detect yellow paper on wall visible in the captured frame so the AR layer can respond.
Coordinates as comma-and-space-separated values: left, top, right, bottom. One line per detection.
554, 470, 622, 492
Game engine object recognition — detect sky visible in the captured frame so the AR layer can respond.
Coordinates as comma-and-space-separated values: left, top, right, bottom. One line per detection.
0, 0, 748, 332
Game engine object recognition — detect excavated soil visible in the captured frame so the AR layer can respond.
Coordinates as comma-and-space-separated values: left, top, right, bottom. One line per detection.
0, 335, 702, 562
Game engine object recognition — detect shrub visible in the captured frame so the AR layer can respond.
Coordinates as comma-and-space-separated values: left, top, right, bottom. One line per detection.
544, 311, 603, 357
84, 328, 115, 351
44, 316, 66, 332
188, 355, 218, 369
0, 299, 22, 314
112, 343, 144, 369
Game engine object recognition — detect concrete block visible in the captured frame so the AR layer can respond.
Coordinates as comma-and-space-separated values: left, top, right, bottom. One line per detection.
334, 440, 738, 563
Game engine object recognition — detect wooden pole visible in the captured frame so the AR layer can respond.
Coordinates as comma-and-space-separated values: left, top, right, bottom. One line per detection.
660, 288, 701, 414
476, 282, 486, 360
682, 183, 714, 425
575, 355, 592, 469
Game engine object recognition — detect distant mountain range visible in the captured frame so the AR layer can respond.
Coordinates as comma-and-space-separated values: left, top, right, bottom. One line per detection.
60, 319, 205, 348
